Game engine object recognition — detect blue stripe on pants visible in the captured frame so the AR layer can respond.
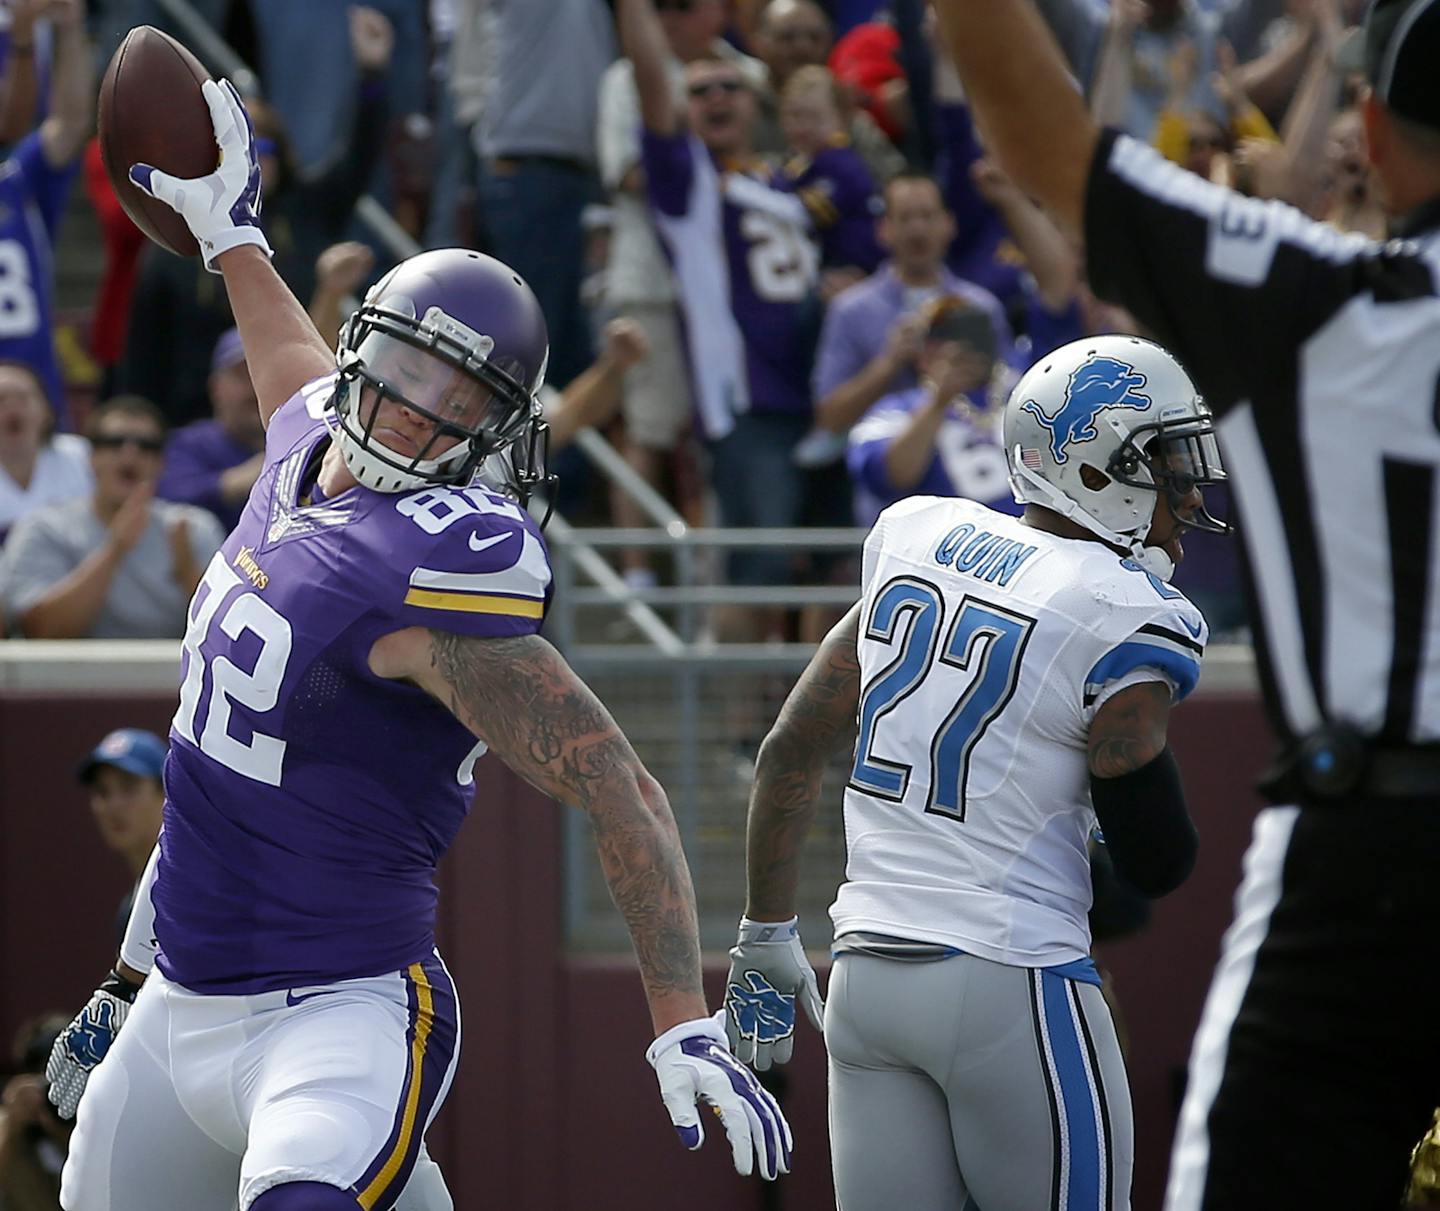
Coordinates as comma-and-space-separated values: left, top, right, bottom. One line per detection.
1039, 969, 1105, 1210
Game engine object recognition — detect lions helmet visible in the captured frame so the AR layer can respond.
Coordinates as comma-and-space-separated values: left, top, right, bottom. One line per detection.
331, 249, 550, 498
1004, 335, 1227, 579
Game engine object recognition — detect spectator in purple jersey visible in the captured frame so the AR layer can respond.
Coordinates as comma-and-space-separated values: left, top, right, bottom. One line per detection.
596, 0, 764, 594
775, 65, 884, 280
806, 172, 1010, 467
846, 295, 1020, 525
0, 0, 91, 431
622, 0, 849, 635
154, 328, 264, 534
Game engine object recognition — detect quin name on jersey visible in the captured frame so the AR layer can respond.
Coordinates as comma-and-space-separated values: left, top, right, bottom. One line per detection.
152, 375, 554, 996
834, 496, 1207, 968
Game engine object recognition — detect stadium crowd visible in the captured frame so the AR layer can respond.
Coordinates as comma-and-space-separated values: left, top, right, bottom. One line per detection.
0, 0, 1383, 644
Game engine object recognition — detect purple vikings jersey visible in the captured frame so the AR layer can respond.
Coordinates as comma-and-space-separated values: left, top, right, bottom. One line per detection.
0, 133, 78, 425
153, 376, 553, 993
642, 129, 819, 440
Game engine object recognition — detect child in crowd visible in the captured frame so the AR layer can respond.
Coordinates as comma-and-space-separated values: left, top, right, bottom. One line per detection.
774, 64, 884, 280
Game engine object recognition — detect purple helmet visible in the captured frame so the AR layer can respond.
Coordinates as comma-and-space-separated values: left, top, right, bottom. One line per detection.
331, 249, 550, 495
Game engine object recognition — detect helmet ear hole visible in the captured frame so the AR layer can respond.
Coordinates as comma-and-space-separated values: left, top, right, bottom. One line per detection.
1079, 464, 1111, 491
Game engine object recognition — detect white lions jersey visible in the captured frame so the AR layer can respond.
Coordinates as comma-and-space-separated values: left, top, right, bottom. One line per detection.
830, 496, 1208, 967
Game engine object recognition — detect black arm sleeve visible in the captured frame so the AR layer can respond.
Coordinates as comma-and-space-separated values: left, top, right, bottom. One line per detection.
1087, 840, 1153, 942
1090, 746, 1197, 898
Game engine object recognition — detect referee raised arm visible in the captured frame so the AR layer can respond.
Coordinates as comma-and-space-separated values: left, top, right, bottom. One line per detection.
930, 0, 1440, 1207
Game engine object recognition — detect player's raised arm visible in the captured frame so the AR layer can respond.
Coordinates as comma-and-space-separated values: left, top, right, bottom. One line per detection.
371, 625, 792, 1181
130, 79, 333, 427
725, 603, 861, 1070
931, 0, 1098, 238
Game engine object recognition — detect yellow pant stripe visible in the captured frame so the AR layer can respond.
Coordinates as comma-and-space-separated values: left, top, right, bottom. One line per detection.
357, 963, 434, 1209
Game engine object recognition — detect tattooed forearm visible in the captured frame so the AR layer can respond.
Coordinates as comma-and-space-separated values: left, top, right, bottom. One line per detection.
588, 779, 703, 1007
746, 605, 862, 919
1088, 680, 1171, 779
427, 630, 703, 1015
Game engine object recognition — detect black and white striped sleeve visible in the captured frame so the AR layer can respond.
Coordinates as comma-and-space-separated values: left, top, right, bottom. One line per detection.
1083, 129, 1392, 418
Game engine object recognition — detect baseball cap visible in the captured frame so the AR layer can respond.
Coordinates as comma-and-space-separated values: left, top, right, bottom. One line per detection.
210, 328, 247, 376
1337, 0, 1440, 131
77, 728, 167, 784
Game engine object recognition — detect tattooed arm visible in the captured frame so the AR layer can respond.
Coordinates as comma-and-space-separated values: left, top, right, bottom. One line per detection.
1087, 680, 1197, 897
371, 626, 705, 1034
1087, 680, 1172, 778
745, 603, 863, 921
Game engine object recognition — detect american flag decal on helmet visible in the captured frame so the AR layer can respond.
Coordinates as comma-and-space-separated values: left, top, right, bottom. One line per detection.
1021, 448, 1043, 472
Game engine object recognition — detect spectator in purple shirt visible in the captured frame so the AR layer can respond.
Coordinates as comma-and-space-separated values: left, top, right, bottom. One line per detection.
154, 330, 264, 534
803, 171, 1009, 468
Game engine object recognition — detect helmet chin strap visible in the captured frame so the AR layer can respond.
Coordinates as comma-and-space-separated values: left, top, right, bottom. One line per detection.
1126, 538, 1175, 581
1012, 458, 1174, 579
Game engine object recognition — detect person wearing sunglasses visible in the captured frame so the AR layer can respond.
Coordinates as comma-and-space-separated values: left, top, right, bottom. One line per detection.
621, 0, 850, 644
0, 395, 223, 638
597, 0, 765, 596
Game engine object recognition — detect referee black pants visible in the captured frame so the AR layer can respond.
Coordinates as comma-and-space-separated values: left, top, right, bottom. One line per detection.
1165, 801, 1440, 1211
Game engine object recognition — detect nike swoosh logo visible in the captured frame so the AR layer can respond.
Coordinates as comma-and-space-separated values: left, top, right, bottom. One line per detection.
1179, 616, 1203, 639
469, 531, 513, 553
285, 989, 341, 1007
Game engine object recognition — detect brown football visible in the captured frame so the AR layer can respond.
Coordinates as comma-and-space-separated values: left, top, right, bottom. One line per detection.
98, 26, 216, 258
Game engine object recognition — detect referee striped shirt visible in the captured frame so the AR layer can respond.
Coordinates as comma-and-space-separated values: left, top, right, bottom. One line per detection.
1084, 128, 1440, 749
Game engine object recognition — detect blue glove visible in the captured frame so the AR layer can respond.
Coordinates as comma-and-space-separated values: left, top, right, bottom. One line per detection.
45, 969, 142, 1118
647, 1011, 793, 1180
724, 916, 824, 1070
130, 78, 273, 272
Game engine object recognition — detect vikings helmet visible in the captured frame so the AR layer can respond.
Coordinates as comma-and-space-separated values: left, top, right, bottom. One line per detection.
1004, 335, 1227, 578
331, 249, 551, 499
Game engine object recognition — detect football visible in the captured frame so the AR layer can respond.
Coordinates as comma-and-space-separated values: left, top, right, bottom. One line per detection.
97, 26, 215, 257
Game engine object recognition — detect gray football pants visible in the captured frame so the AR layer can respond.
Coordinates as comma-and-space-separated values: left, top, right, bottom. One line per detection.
826, 952, 1134, 1211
